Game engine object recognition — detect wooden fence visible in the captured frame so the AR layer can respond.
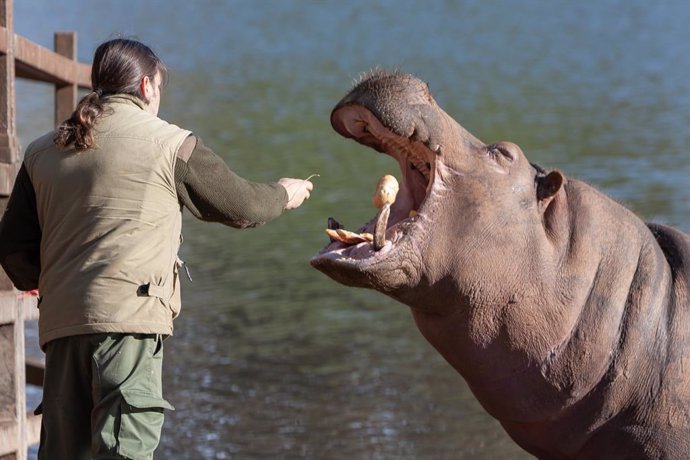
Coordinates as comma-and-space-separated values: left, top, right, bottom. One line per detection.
0, 0, 90, 457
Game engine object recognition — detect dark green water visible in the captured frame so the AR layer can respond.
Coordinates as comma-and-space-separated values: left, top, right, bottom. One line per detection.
16, 1, 690, 458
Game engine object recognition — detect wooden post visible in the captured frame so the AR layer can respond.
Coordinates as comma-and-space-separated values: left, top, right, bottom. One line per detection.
54, 31, 77, 127
0, 1, 28, 458
0, 4, 89, 457
0, 0, 19, 194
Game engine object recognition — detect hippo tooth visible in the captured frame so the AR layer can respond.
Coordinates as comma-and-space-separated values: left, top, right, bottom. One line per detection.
381, 135, 431, 181
374, 203, 391, 250
409, 149, 430, 178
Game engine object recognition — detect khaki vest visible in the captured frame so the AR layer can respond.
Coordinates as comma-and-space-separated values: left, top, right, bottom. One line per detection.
24, 95, 191, 347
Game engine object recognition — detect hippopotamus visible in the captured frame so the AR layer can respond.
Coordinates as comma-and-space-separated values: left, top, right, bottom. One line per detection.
310, 70, 690, 459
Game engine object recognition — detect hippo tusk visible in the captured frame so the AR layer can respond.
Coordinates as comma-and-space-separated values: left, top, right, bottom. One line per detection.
373, 203, 391, 250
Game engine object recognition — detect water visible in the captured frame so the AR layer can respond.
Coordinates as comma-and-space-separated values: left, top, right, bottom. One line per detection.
14, 1, 690, 458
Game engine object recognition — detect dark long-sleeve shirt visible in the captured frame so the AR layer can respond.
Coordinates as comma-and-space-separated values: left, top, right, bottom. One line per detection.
0, 134, 288, 291
175, 135, 287, 227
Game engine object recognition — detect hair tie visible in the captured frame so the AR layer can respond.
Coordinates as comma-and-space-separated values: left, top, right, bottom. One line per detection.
93, 88, 103, 97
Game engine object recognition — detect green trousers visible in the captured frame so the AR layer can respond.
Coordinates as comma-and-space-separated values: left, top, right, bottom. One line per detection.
37, 333, 174, 460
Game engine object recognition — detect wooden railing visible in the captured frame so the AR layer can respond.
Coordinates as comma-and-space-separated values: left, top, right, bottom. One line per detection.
0, 0, 90, 457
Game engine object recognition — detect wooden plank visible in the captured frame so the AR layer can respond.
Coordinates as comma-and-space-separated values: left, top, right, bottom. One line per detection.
14, 33, 90, 88
0, 276, 37, 324
20, 295, 37, 321
0, 291, 18, 324
0, 159, 19, 196
0, 25, 6, 52
0, 0, 10, 28
12, 288, 28, 460
25, 413, 40, 447
14, 298, 27, 460
0, 323, 16, 419
0, 251, 13, 292
0, 301, 16, 324
0, 421, 19, 456
0, 318, 26, 459
0, 25, 90, 88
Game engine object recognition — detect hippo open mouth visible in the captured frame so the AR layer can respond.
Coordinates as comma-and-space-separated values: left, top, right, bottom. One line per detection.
310, 70, 488, 290
311, 101, 438, 272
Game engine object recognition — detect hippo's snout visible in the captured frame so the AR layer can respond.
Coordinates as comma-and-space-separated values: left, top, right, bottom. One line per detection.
331, 70, 445, 151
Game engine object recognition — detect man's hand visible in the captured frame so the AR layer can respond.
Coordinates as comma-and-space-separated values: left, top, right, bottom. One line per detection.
278, 178, 314, 210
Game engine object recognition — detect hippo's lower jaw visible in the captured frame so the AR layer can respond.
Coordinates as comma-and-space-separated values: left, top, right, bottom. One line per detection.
310, 105, 438, 290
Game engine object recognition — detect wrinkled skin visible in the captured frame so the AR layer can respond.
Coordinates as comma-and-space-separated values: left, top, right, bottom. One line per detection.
311, 70, 690, 459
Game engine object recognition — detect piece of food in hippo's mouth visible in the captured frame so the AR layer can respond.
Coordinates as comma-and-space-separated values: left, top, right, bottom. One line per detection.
372, 174, 399, 209
325, 228, 373, 244
323, 175, 400, 250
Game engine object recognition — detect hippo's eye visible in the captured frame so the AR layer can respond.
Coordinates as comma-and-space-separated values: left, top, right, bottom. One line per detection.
487, 144, 513, 162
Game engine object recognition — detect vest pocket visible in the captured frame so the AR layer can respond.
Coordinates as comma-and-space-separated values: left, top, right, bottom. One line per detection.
136, 278, 180, 318
135, 258, 183, 317
137, 282, 167, 298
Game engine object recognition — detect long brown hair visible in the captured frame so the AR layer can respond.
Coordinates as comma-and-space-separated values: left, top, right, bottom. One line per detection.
54, 38, 168, 151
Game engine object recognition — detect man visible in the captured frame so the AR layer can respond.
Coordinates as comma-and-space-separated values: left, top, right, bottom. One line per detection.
0, 38, 313, 459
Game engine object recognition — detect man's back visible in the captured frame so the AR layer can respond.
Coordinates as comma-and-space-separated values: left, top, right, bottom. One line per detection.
25, 94, 191, 347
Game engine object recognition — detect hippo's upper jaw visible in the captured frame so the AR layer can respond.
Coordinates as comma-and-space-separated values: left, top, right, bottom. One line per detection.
310, 71, 465, 293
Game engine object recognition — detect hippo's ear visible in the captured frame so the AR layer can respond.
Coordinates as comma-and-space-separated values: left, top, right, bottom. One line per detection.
537, 170, 564, 208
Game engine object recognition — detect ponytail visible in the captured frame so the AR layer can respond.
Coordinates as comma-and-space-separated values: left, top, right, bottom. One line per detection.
54, 89, 106, 151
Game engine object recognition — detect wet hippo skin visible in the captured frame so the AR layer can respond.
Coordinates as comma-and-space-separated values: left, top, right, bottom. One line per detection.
311, 70, 690, 459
